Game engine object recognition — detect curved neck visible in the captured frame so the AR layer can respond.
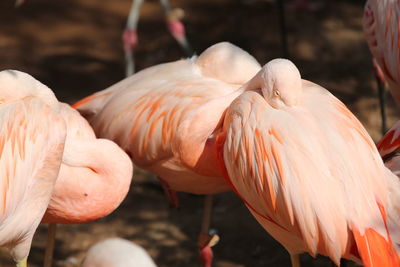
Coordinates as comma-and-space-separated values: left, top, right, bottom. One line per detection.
42, 139, 133, 224
172, 89, 244, 177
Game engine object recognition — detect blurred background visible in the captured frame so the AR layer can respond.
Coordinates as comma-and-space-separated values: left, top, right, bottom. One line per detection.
0, 0, 395, 266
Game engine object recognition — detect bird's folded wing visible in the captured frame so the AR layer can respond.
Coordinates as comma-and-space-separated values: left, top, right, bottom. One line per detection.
0, 99, 66, 221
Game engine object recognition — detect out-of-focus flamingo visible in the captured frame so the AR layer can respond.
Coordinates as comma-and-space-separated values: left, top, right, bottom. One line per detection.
378, 120, 400, 177
214, 59, 400, 267
41, 103, 134, 267
82, 238, 157, 267
73, 42, 261, 267
363, 0, 400, 132
15, 0, 24, 7
123, 0, 192, 76
0, 70, 66, 267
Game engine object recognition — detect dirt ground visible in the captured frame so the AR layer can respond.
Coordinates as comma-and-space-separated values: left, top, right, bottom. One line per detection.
0, 0, 395, 266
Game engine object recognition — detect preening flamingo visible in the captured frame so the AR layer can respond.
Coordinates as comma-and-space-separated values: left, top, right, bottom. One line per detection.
82, 238, 157, 267
0, 70, 66, 267
41, 103, 134, 267
214, 59, 400, 267
73, 42, 261, 267
123, 0, 192, 76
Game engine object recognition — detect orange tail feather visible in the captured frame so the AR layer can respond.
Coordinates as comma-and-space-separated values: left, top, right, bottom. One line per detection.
353, 227, 400, 267
71, 94, 97, 109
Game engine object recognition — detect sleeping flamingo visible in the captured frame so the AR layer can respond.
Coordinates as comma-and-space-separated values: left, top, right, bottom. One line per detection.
0, 70, 66, 267
41, 103, 134, 267
82, 238, 157, 267
73, 42, 261, 267
212, 59, 400, 267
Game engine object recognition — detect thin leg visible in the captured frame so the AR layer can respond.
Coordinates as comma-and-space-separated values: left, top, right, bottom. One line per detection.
276, 0, 289, 58
376, 75, 387, 135
123, 0, 145, 76
290, 254, 300, 267
159, 0, 193, 56
198, 195, 219, 267
157, 176, 179, 208
44, 223, 57, 267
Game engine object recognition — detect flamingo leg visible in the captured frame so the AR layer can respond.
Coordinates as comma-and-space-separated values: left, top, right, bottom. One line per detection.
198, 195, 219, 267
276, 0, 289, 58
157, 176, 180, 208
159, 0, 193, 56
374, 61, 388, 135
123, 0, 145, 76
43, 223, 57, 267
290, 254, 301, 267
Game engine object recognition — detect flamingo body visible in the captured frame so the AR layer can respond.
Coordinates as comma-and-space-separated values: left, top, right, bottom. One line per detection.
74, 42, 261, 195
42, 104, 133, 224
216, 59, 400, 266
364, 0, 400, 107
0, 70, 66, 265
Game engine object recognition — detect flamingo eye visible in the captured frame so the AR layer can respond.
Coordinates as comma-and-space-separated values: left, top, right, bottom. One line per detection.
274, 90, 280, 97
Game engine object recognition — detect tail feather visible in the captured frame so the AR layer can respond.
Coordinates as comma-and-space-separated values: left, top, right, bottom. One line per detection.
353, 227, 400, 267
72, 94, 98, 109
71, 91, 112, 121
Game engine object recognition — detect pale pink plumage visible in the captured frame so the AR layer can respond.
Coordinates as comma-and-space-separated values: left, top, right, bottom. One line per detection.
0, 70, 66, 265
363, 0, 400, 107
42, 103, 133, 224
73, 42, 261, 267
216, 59, 400, 266
74, 42, 261, 195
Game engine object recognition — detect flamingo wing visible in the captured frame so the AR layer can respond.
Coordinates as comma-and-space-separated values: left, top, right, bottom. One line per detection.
76, 60, 238, 168
0, 98, 66, 238
218, 84, 400, 265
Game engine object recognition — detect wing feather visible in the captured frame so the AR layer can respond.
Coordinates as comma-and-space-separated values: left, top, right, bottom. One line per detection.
0, 98, 66, 223
220, 86, 396, 262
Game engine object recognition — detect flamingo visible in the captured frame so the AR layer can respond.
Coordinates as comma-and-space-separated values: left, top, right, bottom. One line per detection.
0, 70, 67, 267
211, 59, 400, 266
41, 102, 134, 267
123, 0, 192, 76
363, 0, 400, 132
82, 238, 157, 267
378, 120, 400, 177
73, 42, 261, 267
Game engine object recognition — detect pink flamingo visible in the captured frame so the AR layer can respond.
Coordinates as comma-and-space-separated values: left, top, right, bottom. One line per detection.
73, 42, 261, 267
363, 0, 400, 132
378, 120, 400, 176
41, 103, 134, 267
0, 70, 66, 267
82, 238, 157, 267
213, 59, 400, 267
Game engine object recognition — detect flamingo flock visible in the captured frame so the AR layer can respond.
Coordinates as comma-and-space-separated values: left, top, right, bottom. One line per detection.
3, 0, 400, 267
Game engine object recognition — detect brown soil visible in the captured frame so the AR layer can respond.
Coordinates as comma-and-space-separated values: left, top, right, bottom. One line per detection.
0, 0, 393, 266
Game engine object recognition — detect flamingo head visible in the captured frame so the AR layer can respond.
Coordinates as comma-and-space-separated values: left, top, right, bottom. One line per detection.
259, 58, 303, 109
